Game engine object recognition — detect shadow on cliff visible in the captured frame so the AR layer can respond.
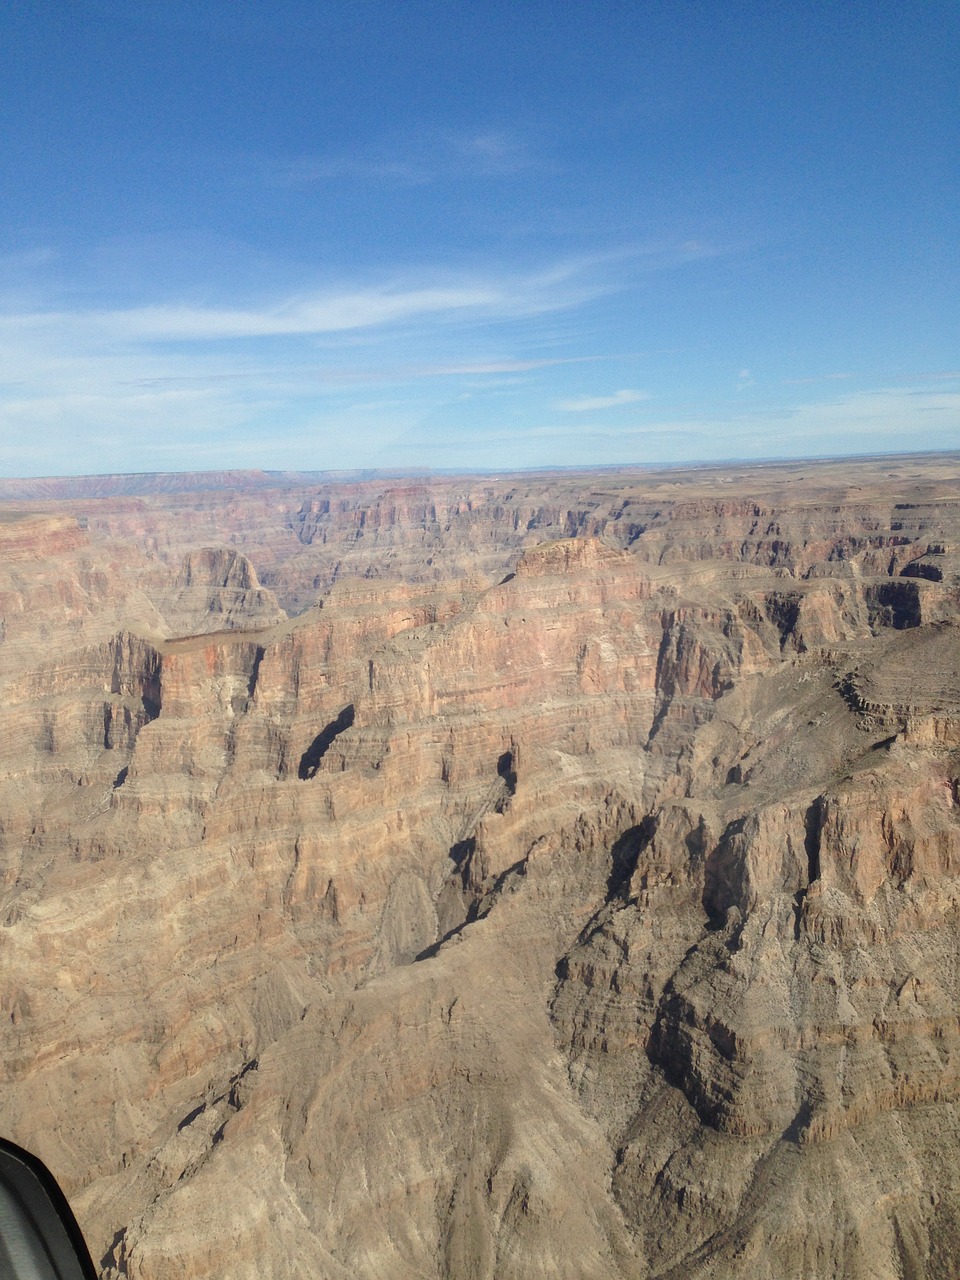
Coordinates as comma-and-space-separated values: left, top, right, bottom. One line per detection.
298, 704, 355, 779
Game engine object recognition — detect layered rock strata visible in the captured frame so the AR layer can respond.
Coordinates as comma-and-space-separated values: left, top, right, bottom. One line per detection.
0, 455, 959, 1278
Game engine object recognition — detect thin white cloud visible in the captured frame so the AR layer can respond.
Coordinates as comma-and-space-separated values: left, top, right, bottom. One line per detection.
661, 386, 960, 454
278, 155, 431, 186
0, 246, 58, 270
422, 385, 960, 450
783, 372, 853, 385
10, 286, 500, 343
450, 129, 538, 175
414, 354, 622, 377
1, 228, 949, 478
268, 125, 546, 188
556, 388, 649, 412
0, 258, 619, 347
1, 378, 957, 477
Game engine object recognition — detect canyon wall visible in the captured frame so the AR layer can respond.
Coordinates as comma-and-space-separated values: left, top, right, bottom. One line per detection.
1, 454, 960, 1278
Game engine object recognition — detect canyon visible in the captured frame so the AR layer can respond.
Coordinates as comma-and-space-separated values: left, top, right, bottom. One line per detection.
1, 453, 960, 1278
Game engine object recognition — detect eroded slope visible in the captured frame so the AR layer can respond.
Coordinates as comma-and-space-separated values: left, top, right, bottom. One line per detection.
1, 456, 959, 1278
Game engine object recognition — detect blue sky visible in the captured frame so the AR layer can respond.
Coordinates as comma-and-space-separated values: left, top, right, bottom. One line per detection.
1, 0, 957, 476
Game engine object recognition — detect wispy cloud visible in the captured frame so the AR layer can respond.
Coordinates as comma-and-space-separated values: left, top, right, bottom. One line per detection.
3, 226, 948, 478
268, 126, 546, 189
0, 249, 642, 474
677, 386, 960, 455
0, 257, 621, 347
783, 372, 853, 385
277, 155, 430, 186
0, 246, 59, 271
1, 366, 956, 476
449, 129, 537, 175
416, 353, 625, 377
556, 388, 649, 412
2, 285, 498, 344
388, 385, 960, 469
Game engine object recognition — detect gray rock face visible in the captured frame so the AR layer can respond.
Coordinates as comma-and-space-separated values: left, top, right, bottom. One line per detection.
1, 453, 960, 1278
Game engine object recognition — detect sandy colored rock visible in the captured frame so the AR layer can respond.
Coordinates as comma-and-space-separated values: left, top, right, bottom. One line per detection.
1, 453, 960, 1278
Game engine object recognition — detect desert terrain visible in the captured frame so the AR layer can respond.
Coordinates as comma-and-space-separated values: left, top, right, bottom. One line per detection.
2, 453, 960, 1278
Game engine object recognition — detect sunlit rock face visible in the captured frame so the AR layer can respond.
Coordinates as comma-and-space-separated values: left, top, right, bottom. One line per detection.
2, 454, 960, 1279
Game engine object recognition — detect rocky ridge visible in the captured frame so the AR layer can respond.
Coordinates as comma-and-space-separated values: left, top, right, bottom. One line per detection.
1, 454, 959, 1278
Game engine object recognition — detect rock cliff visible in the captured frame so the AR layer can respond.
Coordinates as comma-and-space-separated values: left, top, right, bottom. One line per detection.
1, 453, 960, 1278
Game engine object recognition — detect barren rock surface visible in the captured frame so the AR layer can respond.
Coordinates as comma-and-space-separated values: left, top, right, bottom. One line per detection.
2, 454, 960, 1278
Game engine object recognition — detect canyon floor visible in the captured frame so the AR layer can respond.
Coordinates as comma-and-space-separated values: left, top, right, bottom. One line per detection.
2, 453, 960, 1279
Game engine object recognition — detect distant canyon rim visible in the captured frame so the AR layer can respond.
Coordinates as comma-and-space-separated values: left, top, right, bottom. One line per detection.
2, 452, 960, 1279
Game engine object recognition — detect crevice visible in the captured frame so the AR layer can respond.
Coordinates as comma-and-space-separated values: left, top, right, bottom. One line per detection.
298, 704, 355, 779
141, 693, 161, 721
804, 796, 823, 885
606, 818, 655, 901
497, 749, 517, 796
448, 836, 476, 888
646, 616, 676, 744
793, 797, 824, 940
550, 818, 661, 995
865, 580, 923, 630
782, 1097, 814, 1145
835, 671, 861, 713
701, 816, 746, 928
416, 855, 528, 962
763, 593, 802, 649
901, 560, 943, 582
177, 1102, 206, 1132
792, 889, 806, 942
246, 644, 265, 699
100, 1227, 129, 1277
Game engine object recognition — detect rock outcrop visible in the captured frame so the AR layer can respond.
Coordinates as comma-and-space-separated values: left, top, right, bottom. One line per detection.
1, 453, 960, 1278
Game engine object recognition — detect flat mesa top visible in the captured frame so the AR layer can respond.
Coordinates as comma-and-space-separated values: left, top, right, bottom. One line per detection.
853, 623, 960, 716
